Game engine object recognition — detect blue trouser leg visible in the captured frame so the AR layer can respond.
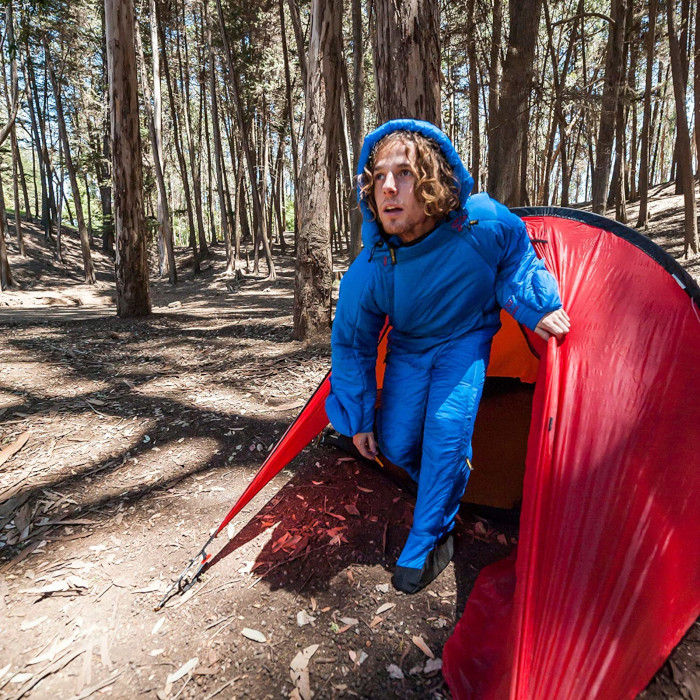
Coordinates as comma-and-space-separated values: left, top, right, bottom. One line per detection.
376, 351, 431, 483
378, 335, 490, 573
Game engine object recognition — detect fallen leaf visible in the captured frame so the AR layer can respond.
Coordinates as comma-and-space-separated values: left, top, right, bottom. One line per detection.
339, 617, 359, 627
369, 616, 383, 629
296, 610, 316, 627
152, 618, 165, 635
290, 644, 319, 673
167, 657, 198, 684
357, 486, 373, 493
348, 650, 368, 666
150, 649, 165, 657
10, 672, 34, 683
0, 663, 11, 679
375, 583, 390, 594
412, 635, 435, 659
387, 664, 404, 680
376, 602, 395, 615
20, 616, 48, 631
344, 504, 360, 517
424, 658, 443, 673
241, 628, 266, 643
0, 432, 30, 468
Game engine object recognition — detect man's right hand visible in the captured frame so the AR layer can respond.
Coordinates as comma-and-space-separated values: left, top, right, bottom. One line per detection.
353, 432, 378, 460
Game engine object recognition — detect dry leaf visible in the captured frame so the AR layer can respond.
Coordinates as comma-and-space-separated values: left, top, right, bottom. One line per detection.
357, 486, 373, 493
387, 664, 404, 680
150, 649, 165, 657
151, 618, 165, 635
424, 658, 443, 673
375, 583, 390, 594
369, 616, 383, 629
10, 672, 34, 683
376, 602, 395, 615
167, 657, 198, 684
344, 504, 360, 517
0, 431, 30, 468
20, 616, 48, 631
412, 635, 435, 659
348, 650, 368, 666
290, 644, 319, 673
296, 610, 316, 627
339, 617, 358, 627
241, 628, 266, 643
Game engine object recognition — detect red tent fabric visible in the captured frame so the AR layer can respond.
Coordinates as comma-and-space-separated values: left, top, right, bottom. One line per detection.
443, 209, 700, 699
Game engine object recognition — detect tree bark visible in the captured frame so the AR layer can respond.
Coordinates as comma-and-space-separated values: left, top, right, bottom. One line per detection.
667, 0, 699, 255
372, 0, 441, 125
136, 6, 177, 284
215, 0, 276, 279
0, 173, 13, 289
637, 0, 656, 229
293, 0, 341, 339
467, 0, 480, 192
487, 0, 543, 205
591, 0, 627, 214
349, 0, 364, 259
105, 0, 152, 316
44, 36, 95, 283
206, 0, 233, 273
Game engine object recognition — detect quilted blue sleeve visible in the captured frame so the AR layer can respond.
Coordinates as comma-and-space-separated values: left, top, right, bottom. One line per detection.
326, 253, 386, 437
493, 208, 562, 331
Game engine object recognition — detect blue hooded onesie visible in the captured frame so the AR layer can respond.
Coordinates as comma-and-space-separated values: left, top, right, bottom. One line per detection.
326, 120, 562, 592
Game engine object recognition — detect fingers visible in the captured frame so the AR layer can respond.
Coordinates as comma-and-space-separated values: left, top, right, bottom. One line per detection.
536, 309, 571, 340
353, 432, 378, 460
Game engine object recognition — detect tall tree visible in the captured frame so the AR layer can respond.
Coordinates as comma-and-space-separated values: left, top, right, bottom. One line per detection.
591, 0, 628, 214
105, 0, 151, 316
348, 0, 365, 259
373, 0, 441, 125
44, 35, 96, 284
487, 0, 543, 205
667, 0, 699, 255
293, 0, 341, 339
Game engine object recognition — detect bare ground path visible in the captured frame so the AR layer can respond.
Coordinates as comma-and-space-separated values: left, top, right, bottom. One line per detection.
0, 192, 698, 699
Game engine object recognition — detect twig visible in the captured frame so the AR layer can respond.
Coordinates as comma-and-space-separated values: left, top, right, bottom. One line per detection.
203, 675, 244, 700
67, 670, 123, 700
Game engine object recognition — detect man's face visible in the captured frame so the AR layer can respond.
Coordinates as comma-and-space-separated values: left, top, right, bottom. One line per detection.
373, 140, 435, 243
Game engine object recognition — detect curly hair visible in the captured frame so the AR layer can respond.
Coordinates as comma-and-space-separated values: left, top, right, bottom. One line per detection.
358, 131, 461, 223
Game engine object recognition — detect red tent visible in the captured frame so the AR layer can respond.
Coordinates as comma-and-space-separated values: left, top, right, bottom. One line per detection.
163, 208, 700, 700
443, 208, 700, 698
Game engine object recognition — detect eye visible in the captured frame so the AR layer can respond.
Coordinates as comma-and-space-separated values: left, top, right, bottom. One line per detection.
400, 169, 413, 178
374, 172, 385, 182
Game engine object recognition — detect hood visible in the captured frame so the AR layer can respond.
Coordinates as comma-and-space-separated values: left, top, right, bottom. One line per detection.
356, 119, 474, 250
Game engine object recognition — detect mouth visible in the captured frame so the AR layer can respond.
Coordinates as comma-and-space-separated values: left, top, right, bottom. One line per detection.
383, 205, 403, 214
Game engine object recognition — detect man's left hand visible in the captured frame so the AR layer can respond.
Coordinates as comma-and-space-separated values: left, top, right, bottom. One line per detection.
534, 308, 571, 341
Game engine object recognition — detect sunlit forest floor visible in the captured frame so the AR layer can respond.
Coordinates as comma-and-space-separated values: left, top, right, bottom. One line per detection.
0, 187, 698, 700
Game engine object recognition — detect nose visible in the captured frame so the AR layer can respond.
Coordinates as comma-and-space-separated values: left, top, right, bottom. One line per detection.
382, 171, 397, 194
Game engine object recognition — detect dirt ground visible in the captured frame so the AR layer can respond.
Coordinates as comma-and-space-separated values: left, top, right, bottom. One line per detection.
0, 188, 698, 700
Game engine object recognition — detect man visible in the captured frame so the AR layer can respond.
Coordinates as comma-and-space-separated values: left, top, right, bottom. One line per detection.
326, 120, 570, 594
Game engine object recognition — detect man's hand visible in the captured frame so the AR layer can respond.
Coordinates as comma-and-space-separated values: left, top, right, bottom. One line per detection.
534, 308, 571, 341
353, 432, 378, 460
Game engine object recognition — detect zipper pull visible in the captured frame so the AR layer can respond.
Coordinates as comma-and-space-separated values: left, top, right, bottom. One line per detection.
389, 248, 396, 265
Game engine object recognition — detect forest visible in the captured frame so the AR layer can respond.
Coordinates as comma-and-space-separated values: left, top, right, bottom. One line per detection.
0, 0, 698, 328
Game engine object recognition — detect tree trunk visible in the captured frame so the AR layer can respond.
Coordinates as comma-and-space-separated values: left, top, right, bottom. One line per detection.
636, 0, 656, 229
105, 0, 152, 316
0, 176, 13, 289
487, 0, 543, 205
349, 0, 364, 259
286, 0, 308, 91
372, 0, 441, 125
206, 0, 233, 273
488, 0, 503, 130
293, 0, 341, 339
667, 0, 699, 255
215, 0, 276, 279
136, 7, 177, 285
156, 4, 200, 273
98, 9, 114, 255
591, 0, 628, 214
694, 0, 700, 174
467, 0, 480, 192
44, 36, 95, 283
